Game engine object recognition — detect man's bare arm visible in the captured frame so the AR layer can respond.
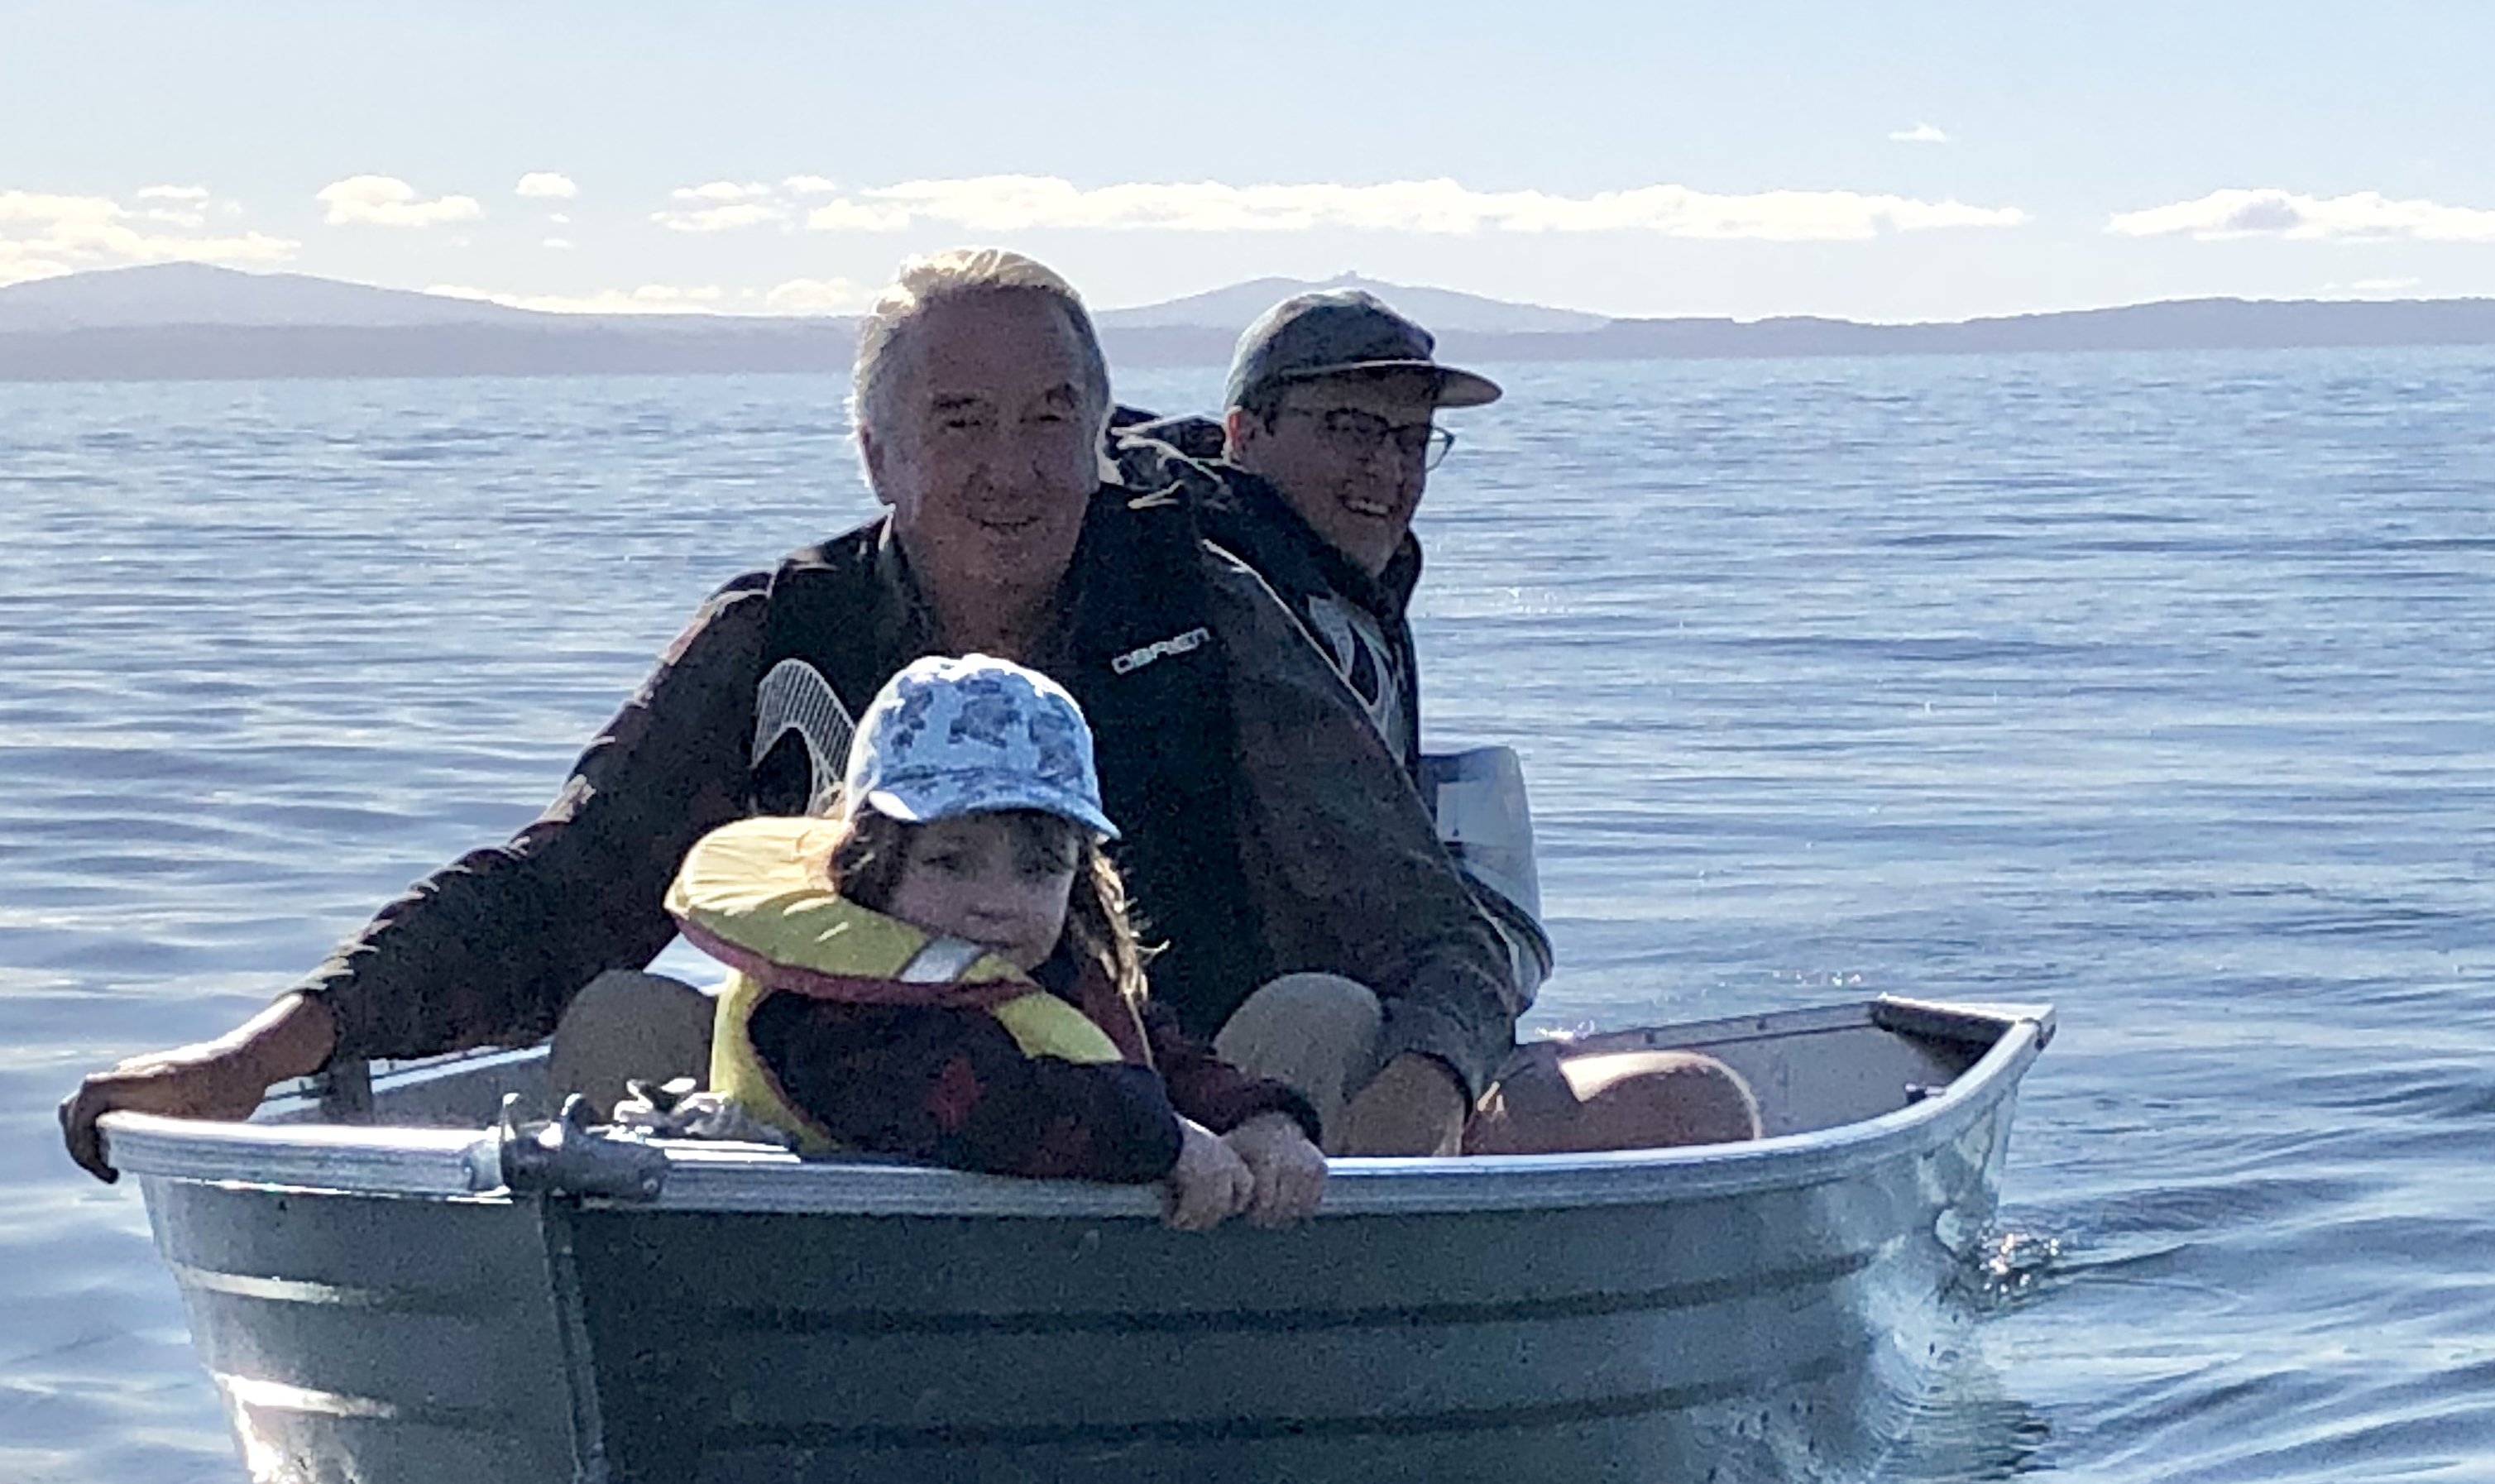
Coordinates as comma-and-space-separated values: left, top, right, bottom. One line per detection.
59, 992, 336, 1181
59, 579, 773, 1180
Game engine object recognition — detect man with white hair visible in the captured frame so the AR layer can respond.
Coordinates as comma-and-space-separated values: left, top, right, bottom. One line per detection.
62, 248, 1518, 1171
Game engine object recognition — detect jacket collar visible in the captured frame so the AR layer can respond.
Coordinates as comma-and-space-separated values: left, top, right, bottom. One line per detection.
1212, 463, 1422, 620
867, 510, 1083, 675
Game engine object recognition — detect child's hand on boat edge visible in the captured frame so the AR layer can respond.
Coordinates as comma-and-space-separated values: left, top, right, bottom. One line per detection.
1164, 1114, 1327, 1230
1223, 1112, 1329, 1228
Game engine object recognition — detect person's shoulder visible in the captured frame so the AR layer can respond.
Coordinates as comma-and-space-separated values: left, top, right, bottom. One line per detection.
685, 516, 884, 604
1195, 537, 1305, 641
668, 566, 772, 647
1107, 424, 1318, 582
1114, 409, 1226, 463
773, 514, 888, 581
1111, 415, 1236, 505
668, 515, 890, 650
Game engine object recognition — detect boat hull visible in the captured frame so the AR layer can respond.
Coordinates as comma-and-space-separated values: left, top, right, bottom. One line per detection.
109, 997, 2046, 1483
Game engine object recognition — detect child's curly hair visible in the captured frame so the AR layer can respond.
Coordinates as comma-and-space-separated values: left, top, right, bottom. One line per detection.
819, 807, 1151, 1008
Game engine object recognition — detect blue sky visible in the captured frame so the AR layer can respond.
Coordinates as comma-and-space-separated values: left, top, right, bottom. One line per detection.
4, 0, 2490, 321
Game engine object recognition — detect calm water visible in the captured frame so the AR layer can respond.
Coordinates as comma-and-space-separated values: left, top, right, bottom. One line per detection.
3, 351, 2492, 1482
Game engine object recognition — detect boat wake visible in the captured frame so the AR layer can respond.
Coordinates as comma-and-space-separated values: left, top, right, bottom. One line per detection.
1951, 1224, 2069, 1314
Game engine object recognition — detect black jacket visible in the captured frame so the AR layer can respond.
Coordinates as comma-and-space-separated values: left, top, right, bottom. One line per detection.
1115, 421, 1425, 779
294, 486, 1516, 1096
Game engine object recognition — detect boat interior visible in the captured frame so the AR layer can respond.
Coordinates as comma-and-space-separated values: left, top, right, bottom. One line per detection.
261, 995, 2051, 1145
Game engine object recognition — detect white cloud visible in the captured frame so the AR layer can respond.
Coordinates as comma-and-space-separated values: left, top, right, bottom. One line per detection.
783, 175, 840, 194
515, 172, 578, 200
793, 175, 2026, 240
543, 237, 575, 251
426, 282, 730, 314
317, 175, 483, 227
649, 180, 789, 229
136, 184, 211, 201
764, 275, 871, 314
0, 193, 97, 225
1889, 122, 1950, 144
653, 201, 783, 232
803, 199, 914, 232
673, 180, 773, 202
0, 189, 297, 286
2108, 188, 2495, 242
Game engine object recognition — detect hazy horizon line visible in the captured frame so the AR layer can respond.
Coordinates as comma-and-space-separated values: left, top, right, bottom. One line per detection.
2, 260, 2482, 334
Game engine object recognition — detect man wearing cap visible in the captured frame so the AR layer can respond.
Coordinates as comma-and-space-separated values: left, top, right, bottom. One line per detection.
1119, 291, 1762, 1155
1119, 290, 1497, 781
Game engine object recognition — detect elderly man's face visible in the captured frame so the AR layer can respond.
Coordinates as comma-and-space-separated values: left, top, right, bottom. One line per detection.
1228, 370, 1440, 577
866, 293, 1102, 615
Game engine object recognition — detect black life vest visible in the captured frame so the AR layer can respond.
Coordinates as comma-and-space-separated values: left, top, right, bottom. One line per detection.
745, 488, 1273, 1039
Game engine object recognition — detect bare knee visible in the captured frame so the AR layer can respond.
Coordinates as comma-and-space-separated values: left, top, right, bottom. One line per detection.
547, 970, 713, 1120
1467, 1047, 1760, 1155
1563, 1051, 1760, 1145
1214, 973, 1383, 1147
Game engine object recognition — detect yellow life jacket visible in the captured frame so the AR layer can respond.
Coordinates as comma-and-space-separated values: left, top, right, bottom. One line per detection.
667, 815, 1122, 1152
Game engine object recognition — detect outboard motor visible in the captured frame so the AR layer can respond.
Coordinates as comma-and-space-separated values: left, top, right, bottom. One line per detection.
1418, 746, 1554, 1012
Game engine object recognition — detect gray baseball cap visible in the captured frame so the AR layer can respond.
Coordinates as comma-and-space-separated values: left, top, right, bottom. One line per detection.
1224, 290, 1503, 412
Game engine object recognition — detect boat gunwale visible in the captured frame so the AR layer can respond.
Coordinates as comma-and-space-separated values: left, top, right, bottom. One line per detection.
101, 998, 2046, 1218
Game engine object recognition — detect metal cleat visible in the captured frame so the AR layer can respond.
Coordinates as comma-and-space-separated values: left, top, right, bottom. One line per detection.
491, 1092, 670, 1201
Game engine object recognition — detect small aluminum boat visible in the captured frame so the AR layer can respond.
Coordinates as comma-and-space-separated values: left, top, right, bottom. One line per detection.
104, 993, 2050, 1484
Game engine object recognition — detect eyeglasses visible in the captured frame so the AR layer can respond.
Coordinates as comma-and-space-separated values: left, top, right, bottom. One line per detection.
1279, 407, 1457, 471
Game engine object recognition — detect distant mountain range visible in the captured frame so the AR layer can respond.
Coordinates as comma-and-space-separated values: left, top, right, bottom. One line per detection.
0, 265, 535, 332
1098, 273, 1609, 337
4, 262, 2493, 384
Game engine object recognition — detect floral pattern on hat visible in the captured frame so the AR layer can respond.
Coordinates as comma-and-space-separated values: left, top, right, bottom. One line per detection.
842, 654, 1118, 838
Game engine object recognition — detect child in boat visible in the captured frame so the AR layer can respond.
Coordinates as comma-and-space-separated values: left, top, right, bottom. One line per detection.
668, 653, 1327, 1230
